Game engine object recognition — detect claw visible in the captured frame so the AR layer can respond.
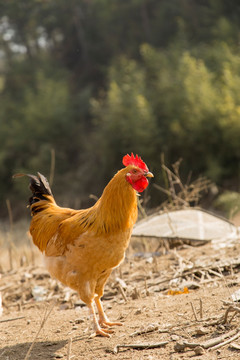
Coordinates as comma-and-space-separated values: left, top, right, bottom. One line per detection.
91, 327, 114, 338
88, 298, 123, 338
99, 320, 123, 328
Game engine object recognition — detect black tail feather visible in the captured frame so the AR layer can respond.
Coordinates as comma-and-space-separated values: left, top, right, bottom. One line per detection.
13, 172, 53, 206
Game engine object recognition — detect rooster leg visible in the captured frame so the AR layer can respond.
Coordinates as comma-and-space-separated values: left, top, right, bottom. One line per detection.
88, 301, 113, 337
95, 296, 123, 328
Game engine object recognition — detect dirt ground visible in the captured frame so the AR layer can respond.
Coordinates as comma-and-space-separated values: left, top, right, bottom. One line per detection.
1, 236, 240, 360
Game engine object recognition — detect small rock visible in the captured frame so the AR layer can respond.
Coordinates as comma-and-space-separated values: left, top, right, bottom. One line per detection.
24, 272, 32, 279
195, 327, 208, 335
105, 347, 114, 354
146, 257, 153, 264
75, 318, 84, 324
231, 289, 240, 302
171, 334, 180, 341
194, 346, 205, 355
174, 341, 186, 352
31, 286, 47, 301
134, 309, 142, 315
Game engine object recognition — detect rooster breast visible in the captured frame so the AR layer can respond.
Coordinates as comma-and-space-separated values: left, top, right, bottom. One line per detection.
44, 228, 132, 293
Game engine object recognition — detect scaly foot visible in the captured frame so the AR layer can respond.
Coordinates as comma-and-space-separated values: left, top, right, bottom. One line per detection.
99, 320, 123, 328
90, 326, 114, 338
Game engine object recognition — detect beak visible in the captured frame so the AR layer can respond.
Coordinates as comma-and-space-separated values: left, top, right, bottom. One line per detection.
145, 171, 154, 178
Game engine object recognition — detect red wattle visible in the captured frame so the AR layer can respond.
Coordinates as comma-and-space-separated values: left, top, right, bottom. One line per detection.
132, 177, 149, 192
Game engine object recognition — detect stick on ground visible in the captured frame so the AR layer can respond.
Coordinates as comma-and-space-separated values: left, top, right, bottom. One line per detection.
114, 341, 169, 354
210, 329, 240, 351
190, 301, 198, 321
117, 283, 128, 302
0, 316, 25, 323
24, 301, 55, 360
67, 337, 72, 360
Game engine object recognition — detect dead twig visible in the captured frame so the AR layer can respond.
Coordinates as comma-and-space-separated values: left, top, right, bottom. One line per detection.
67, 337, 72, 360
230, 342, 240, 350
202, 329, 238, 349
199, 298, 203, 319
155, 158, 211, 211
157, 316, 221, 335
117, 284, 127, 303
223, 305, 240, 324
130, 323, 159, 337
114, 341, 168, 354
208, 269, 223, 278
0, 316, 25, 323
137, 197, 147, 218
148, 257, 240, 289
24, 301, 55, 360
190, 302, 198, 321
174, 328, 240, 352
210, 329, 240, 351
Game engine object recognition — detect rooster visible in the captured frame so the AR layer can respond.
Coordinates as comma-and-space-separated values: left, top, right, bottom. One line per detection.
14, 153, 153, 337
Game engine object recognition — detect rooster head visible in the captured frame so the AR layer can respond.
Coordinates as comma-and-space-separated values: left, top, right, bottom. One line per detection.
123, 153, 153, 192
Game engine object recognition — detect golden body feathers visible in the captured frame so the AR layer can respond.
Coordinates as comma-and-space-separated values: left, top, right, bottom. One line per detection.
18, 155, 153, 337
29, 168, 138, 304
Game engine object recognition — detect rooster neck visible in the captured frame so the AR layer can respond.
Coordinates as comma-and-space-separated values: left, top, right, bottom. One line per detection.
94, 169, 138, 234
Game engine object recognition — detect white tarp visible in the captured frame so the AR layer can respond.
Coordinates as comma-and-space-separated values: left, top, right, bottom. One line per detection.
132, 208, 240, 245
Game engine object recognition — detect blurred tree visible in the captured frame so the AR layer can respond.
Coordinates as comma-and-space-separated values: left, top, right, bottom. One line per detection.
91, 57, 157, 179
0, 0, 240, 216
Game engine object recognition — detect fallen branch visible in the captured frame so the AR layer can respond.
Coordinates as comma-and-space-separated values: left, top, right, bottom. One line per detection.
114, 341, 168, 354
0, 316, 25, 323
223, 305, 240, 324
174, 328, 240, 352
210, 329, 240, 351
230, 342, 240, 350
67, 337, 72, 360
202, 328, 238, 349
130, 323, 159, 337
157, 316, 221, 334
148, 257, 240, 289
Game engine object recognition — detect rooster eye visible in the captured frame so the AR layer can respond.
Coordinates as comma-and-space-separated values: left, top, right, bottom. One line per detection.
132, 169, 137, 174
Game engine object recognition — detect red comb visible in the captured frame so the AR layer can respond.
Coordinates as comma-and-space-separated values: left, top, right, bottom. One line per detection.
122, 153, 149, 171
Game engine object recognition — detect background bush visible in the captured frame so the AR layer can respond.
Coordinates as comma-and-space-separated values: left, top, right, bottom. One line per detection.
0, 0, 240, 216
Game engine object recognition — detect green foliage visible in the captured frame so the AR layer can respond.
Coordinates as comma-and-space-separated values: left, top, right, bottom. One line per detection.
1, 0, 240, 216
91, 58, 157, 165
215, 191, 240, 219
140, 43, 240, 183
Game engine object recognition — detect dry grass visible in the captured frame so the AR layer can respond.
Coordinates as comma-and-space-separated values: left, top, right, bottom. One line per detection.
0, 219, 42, 272
1, 170, 240, 359
154, 158, 212, 211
